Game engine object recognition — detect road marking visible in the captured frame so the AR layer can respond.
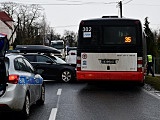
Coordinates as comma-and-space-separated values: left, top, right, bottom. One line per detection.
142, 88, 160, 100
57, 88, 62, 95
48, 108, 57, 120
48, 88, 62, 120
154, 91, 160, 97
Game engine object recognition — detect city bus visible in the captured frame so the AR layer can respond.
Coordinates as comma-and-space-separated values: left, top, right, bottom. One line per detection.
50, 40, 65, 59
76, 16, 147, 85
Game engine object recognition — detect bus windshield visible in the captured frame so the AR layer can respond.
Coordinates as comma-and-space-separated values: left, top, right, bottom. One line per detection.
51, 44, 63, 49
79, 26, 138, 46
50, 40, 64, 49
50, 40, 65, 59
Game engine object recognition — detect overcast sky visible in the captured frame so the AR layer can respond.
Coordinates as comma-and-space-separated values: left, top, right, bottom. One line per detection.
1, 0, 160, 35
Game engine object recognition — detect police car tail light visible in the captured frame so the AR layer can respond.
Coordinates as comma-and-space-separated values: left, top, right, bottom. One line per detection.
77, 56, 81, 71
9, 74, 19, 84
137, 57, 142, 72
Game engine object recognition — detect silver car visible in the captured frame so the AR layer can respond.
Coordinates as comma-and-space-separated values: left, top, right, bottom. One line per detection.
0, 53, 45, 118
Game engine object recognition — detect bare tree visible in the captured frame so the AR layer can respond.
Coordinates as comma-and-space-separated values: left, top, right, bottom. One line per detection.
0, 2, 18, 19
63, 30, 77, 47
18, 4, 44, 44
0, 2, 47, 45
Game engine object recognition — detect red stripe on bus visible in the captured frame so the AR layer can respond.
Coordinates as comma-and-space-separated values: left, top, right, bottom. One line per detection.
77, 71, 144, 81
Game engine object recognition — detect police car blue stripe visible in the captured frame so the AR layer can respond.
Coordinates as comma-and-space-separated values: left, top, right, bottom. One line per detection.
18, 75, 43, 84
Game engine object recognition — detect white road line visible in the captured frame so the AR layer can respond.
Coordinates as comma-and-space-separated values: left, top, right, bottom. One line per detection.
57, 88, 62, 95
48, 108, 57, 120
48, 88, 62, 120
142, 88, 160, 100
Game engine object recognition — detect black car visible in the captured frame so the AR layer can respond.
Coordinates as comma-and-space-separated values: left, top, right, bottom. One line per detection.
22, 53, 76, 82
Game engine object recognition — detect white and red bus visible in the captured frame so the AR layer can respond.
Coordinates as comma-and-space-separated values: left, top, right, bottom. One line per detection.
76, 16, 147, 85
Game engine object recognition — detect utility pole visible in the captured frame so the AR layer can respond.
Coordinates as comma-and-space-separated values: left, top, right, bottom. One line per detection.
50, 28, 53, 46
119, 1, 122, 18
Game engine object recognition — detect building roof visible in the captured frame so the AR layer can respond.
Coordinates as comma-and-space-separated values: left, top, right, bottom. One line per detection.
0, 11, 13, 21
0, 11, 14, 30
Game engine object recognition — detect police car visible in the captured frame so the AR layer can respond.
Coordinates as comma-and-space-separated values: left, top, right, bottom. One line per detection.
0, 53, 45, 118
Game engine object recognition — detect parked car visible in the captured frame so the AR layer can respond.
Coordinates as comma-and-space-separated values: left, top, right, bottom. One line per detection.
22, 53, 76, 82
0, 53, 45, 118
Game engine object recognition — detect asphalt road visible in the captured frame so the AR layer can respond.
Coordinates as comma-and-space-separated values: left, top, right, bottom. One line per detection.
1, 81, 160, 120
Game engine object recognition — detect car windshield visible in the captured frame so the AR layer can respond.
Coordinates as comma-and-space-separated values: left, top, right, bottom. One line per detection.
50, 55, 66, 64
55, 56, 66, 63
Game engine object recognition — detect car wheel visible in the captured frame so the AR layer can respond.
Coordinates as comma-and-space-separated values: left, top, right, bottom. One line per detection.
22, 94, 30, 118
36, 83, 45, 105
61, 70, 72, 82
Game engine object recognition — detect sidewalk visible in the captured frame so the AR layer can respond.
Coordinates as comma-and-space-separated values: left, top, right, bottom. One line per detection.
155, 74, 160, 76
146, 74, 160, 77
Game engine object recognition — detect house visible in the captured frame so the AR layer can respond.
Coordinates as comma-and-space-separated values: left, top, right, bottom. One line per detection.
0, 11, 16, 46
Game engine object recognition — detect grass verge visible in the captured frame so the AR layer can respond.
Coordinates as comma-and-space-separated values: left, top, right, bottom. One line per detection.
145, 76, 160, 91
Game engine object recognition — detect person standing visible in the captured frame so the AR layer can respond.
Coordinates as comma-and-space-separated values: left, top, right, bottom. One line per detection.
147, 54, 155, 77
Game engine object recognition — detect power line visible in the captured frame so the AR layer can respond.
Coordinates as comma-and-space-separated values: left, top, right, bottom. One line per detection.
117, 0, 133, 18
0, 1, 117, 6
1, 1, 160, 6
123, 0, 134, 5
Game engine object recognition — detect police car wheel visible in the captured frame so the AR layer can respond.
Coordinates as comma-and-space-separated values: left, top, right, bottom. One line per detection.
36, 83, 45, 105
22, 94, 30, 118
